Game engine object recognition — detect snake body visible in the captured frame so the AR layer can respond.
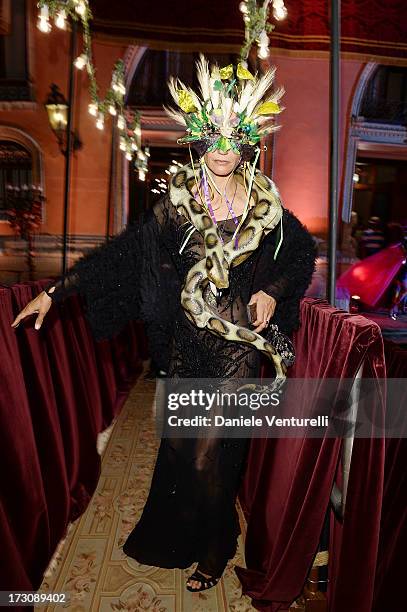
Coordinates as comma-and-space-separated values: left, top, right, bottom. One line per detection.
169, 163, 293, 380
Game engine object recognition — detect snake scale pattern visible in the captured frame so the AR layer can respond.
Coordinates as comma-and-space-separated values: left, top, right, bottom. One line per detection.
169, 163, 294, 381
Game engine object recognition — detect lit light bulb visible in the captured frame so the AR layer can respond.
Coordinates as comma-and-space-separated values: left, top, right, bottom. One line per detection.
38, 7, 51, 33
53, 111, 65, 125
138, 170, 146, 181
119, 137, 126, 151
38, 18, 52, 33
40, 5, 49, 19
88, 102, 98, 116
126, 151, 133, 161
257, 45, 270, 59
55, 10, 67, 29
74, 1, 87, 17
108, 104, 117, 116
145, 147, 150, 157
258, 30, 269, 47
74, 54, 87, 70
239, 1, 248, 13
117, 115, 125, 130
96, 112, 105, 130
273, 5, 287, 20
131, 142, 138, 151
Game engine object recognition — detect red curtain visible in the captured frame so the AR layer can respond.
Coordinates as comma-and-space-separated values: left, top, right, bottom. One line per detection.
237, 298, 386, 611
0, 280, 144, 591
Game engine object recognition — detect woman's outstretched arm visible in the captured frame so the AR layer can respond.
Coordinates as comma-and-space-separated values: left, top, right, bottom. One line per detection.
11, 196, 172, 338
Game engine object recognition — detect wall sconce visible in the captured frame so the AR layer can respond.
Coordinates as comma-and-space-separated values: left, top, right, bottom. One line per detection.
45, 84, 82, 155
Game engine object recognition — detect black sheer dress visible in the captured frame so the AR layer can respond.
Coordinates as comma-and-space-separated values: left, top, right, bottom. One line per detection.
46, 193, 316, 578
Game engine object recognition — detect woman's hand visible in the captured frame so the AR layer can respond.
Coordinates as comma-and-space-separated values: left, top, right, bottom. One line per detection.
11, 288, 54, 331
248, 290, 277, 333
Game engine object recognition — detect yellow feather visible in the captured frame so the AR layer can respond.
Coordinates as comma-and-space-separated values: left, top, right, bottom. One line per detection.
177, 90, 198, 113
257, 101, 281, 115
237, 64, 255, 80
219, 64, 233, 80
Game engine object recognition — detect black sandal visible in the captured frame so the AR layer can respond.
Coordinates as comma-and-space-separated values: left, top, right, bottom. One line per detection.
186, 569, 220, 592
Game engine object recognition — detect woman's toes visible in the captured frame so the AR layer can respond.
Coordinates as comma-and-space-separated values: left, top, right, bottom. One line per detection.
187, 579, 201, 590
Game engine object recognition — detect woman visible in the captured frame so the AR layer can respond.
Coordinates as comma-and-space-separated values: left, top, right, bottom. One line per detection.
11, 56, 316, 592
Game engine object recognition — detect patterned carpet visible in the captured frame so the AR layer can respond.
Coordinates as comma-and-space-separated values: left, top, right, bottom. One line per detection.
38, 369, 257, 612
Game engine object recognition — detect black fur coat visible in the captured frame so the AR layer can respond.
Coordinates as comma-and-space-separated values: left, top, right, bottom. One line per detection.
48, 195, 317, 370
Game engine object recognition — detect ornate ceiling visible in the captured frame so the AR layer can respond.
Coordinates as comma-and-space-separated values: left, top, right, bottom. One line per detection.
91, 0, 407, 64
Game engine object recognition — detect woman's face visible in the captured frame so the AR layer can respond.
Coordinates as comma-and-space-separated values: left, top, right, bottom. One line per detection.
204, 149, 241, 177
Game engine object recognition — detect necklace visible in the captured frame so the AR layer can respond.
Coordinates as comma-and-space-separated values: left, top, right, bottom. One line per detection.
201, 170, 239, 247
223, 183, 239, 227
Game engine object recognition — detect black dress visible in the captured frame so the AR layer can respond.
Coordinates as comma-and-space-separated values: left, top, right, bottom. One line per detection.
47, 192, 317, 577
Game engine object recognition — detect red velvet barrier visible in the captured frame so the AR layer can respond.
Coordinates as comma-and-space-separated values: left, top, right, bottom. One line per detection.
372, 340, 407, 612
237, 298, 386, 612
0, 280, 144, 591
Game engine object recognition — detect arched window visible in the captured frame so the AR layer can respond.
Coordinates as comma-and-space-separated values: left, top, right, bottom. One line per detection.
126, 49, 239, 107
359, 66, 407, 125
341, 63, 407, 225
0, 141, 33, 217
0, 0, 31, 102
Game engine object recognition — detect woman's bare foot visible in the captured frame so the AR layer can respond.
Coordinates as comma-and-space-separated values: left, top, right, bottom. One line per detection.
187, 568, 212, 590
186, 565, 220, 591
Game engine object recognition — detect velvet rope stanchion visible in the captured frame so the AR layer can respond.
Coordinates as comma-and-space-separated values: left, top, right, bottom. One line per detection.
236, 298, 387, 612
0, 281, 144, 591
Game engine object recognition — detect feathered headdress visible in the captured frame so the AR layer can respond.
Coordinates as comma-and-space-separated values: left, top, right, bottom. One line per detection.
164, 55, 285, 155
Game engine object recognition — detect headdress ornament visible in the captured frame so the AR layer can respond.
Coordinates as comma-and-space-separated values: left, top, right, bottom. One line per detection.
164, 54, 285, 157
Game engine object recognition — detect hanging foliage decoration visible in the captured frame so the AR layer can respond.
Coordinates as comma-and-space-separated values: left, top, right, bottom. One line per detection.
37, 0, 149, 180
239, 0, 287, 63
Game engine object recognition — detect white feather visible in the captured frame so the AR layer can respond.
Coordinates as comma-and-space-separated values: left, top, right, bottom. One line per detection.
252, 89, 285, 121
167, 76, 180, 106
163, 105, 187, 126
186, 86, 202, 111
236, 80, 255, 114
221, 97, 233, 122
210, 78, 220, 110
267, 85, 285, 104
245, 67, 277, 118
168, 75, 202, 112
258, 122, 283, 138
196, 54, 211, 102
